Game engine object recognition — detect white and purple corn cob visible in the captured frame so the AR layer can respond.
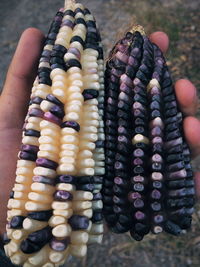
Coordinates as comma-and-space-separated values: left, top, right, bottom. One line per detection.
4, 0, 105, 266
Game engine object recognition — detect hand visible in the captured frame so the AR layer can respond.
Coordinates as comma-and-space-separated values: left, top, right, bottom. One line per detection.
0, 29, 199, 235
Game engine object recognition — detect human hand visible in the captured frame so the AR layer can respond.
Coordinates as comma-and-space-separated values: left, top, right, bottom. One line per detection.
0, 28, 199, 235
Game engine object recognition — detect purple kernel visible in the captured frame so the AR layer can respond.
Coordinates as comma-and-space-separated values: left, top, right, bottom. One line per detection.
29, 108, 44, 118
49, 105, 65, 119
46, 94, 63, 106
36, 158, 58, 170
128, 192, 141, 201
133, 149, 144, 158
133, 158, 143, 165
134, 198, 144, 209
19, 151, 37, 161
10, 216, 25, 229
43, 112, 62, 126
54, 190, 73, 201
135, 211, 145, 221
50, 237, 70, 251
21, 144, 39, 154
68, 47, 81, 60
151, 189, 161, 200
68, 215, 89, 230
33, 176, 55, 186
61, 121, 80, 132
61, 19, 74, 28
120, 74, 132, 87
154, 214, 164, 224
56, 175, 76, 184
115, 51, 129, 63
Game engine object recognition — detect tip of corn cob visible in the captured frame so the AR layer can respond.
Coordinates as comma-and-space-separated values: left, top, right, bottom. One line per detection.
64, 0, 76, 10
130, 25, 146, 36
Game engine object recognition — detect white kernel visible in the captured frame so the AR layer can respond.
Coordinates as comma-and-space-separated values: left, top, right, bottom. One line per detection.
8, 199, 26, 209
61, 127, 78, 135
50, 68, 66, 80
16, 167, 33, 176
40, 120, 60, 130
33, 167, 56, 179
92, 200, 103, 209
28, 192, 53, 203
64, 52, 78, 61
39, 136, 60, 145
53, 209, 73, 218
70, 244, 87, 258
48, 216, 66, 227
90, 224, 104, 234
25, 122, 40, 131
55, 38, 69, 48
84, 98, 98, 105
52, 89, 66, 103
61, 135, 79, 145
66, 85, 81, 95
14, 191, 28, 200
56, 183, 75, 192
80, 133, 98, 142
78, 167, 95, 176
73, 191, 93, 201
63, 112, 80, 121
15, 174, 33, 184
31, 182, 55, 194
61, 143, 79, 152
72, 201, 92, 211
22, 136, 39, 146
40, 100, 54, 112
40, 128, 60, 139
17, 160, 35, 168
59, 157, 76, 164
84, 48, 98, 57
28, 245, 49, 266
13, 183, 30, 192
12, 230, 26, 241
70, 231, 89, 244
59, 150, 76, 158
52, 224, 72, 238
23, 218, 47, 232
78, 150, 93, 158
88, 234, 103, 244
52, 80, 67, 90
76, 209, 93, 218
57, 164, 76, 175
25, 201, 51, 211
77, 158, 95, 168
71, 80, 83, 88
39, 144, 59, 154
94, 167, 105, 175
37, 151, 59, 162
79, 141, 95, 150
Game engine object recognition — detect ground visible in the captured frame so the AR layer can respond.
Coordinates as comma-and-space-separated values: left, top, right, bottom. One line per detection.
0, 0, 199, 266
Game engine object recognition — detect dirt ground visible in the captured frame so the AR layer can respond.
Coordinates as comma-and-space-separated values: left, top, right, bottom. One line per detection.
0, 0, 200, 266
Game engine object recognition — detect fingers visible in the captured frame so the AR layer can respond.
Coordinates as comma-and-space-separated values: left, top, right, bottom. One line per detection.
183, 117, 200, 158
175, 79, 198, 116
0, 28, 45, 128
149, 31, 169, 53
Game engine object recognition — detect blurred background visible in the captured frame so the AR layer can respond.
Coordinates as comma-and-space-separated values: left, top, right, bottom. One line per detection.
0, 0, 200, 266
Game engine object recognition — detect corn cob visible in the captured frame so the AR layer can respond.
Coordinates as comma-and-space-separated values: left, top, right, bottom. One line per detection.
4, 0, 104, 266
103, 26, 195, 241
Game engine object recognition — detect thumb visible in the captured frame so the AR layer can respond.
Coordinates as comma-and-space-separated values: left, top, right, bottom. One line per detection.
0, 28, 44, 129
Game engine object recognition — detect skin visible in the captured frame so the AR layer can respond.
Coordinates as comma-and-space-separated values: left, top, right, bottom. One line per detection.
0, 28, 199, 235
